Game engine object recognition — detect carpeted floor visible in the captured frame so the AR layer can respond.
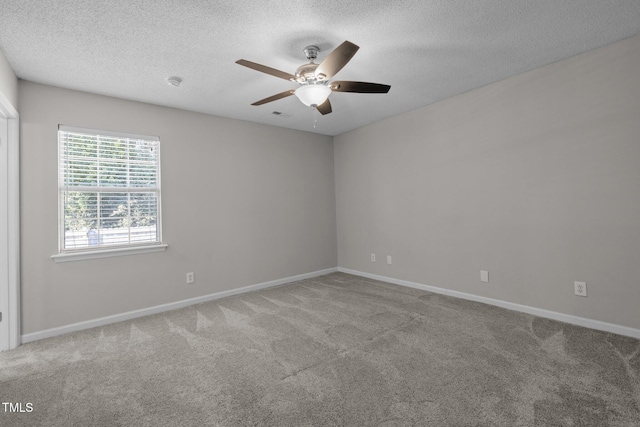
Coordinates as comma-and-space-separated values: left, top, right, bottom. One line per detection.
1, 272, 639, 426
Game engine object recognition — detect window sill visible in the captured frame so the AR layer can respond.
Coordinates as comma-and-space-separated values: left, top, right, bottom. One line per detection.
51, 244, 168, 263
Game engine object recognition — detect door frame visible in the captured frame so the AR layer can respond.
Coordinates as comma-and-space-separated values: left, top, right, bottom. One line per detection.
0, 91, 20, 351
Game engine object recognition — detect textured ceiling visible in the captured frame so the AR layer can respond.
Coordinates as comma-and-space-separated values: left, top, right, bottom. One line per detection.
1, 1, 640, 136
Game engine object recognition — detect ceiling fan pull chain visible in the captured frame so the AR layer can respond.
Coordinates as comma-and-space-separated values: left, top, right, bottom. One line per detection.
313, 107, 318, 129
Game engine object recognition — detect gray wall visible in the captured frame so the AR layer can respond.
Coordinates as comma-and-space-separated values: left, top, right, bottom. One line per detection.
0, 49, 17, 109
20, 81, 336, 334
17, 34, 640, 335
335, 35, 640, 329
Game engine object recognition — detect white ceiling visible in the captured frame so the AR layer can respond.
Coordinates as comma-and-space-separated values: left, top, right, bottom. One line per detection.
1, 1, 640, 136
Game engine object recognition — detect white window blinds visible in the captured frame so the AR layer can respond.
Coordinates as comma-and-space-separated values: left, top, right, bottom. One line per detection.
58, 125, 162, 252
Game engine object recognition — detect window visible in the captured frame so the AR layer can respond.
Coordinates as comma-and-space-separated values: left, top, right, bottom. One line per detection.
54, 126, 165, 261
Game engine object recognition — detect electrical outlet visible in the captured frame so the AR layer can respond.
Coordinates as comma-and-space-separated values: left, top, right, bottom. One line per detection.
371, 253, 376, 262
186, 272, 195, 284
574, 281, 587, 297
387, 255, 392, 265
480, 270, 489, 283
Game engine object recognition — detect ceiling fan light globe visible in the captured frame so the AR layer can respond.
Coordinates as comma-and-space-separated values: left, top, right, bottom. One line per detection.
294, 84, 331, 107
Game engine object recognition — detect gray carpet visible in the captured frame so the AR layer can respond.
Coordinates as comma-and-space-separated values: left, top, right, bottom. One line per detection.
1, 272, 639, 426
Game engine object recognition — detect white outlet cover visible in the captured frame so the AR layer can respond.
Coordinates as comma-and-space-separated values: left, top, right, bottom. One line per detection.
371, 253, 376, 262
574, 281, 587, 297
480, 270, 489, 283
387, 255, 392, 265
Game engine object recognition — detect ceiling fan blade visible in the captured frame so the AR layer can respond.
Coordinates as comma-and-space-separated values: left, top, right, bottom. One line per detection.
330, 81, 391, 94
236, 59, 296, 81
251, 90, 295, 106
314, 41, 359, 80
316, 99, 332, 115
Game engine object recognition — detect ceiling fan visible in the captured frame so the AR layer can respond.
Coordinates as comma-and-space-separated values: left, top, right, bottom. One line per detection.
236, 41, 390, 115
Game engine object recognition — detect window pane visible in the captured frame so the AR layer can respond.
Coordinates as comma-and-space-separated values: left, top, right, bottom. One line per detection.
99, 137, 127, 160
99, 192, 128, 227
99, 161, 128, 187
129, 163, 157, 187
63, 191, 98, 249
66, 134, 97, 157
99, 228, 131, 247
130, 192, 157, 227
65, 160, 97, 186
97, 192, 159, 246
131, 139, 158, 162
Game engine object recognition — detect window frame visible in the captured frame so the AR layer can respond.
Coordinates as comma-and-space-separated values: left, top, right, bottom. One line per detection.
51, 125, 167, 263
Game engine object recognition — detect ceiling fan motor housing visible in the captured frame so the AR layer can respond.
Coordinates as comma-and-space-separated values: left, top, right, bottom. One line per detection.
295, 45, 328, 83
295, 62, 320, 83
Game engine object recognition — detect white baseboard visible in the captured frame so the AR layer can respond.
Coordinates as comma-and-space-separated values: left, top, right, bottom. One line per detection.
338, 268, 640, 339
21, 267, 338, 344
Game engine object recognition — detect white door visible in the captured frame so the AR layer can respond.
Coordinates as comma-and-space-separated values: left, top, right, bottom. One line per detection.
0, 114, 9, 350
